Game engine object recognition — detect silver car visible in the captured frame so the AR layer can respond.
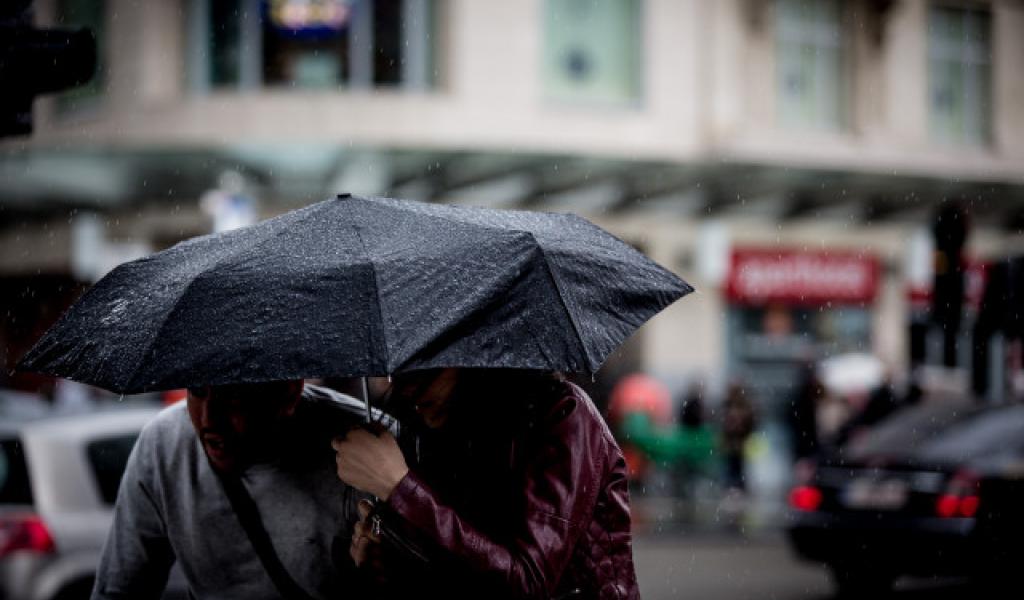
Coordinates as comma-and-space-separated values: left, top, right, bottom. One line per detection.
0, 407, 185, 600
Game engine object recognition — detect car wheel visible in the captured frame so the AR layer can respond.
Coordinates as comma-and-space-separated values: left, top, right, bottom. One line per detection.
829, 564, 896, 597
51, 578, 95, 600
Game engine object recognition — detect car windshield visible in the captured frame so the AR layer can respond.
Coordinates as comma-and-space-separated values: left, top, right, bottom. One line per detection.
0, 437, 33, 505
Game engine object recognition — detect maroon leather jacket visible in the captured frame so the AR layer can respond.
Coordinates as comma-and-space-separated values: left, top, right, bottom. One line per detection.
378, 377, 640, 599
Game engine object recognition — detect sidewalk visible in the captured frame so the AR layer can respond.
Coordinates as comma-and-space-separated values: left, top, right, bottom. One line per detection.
631, 529, 831, 600
630, 482, 789, 538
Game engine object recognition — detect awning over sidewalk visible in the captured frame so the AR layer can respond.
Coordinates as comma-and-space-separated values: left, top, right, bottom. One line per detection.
2, 145, 1022, 229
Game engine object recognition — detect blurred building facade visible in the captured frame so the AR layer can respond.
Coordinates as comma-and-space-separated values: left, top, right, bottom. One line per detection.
2, 0, 1024, 415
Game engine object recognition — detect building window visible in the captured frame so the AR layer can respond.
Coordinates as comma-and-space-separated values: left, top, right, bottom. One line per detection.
196, 0, 437, 91
775, 0, 846, 131
209, 0, 244, 87
55, 0, 105, 111
542, 0, 642, 106
928, 4, 990, 146
262, 0, 354, 88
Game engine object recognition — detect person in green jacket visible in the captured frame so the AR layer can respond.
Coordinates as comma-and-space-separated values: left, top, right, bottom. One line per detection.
620, 385, 717, 495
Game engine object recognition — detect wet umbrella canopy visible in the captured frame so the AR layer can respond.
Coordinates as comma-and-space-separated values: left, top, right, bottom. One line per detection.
19, 195, 692, 393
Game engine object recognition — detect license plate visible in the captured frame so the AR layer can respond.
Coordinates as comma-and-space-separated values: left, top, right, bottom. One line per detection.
842, 478, 908, 510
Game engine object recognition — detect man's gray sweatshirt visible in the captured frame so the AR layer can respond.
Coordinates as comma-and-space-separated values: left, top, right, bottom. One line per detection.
92, 385, 372, 599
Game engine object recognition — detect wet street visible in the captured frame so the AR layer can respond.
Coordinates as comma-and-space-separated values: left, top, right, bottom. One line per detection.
632, 533, 976, 600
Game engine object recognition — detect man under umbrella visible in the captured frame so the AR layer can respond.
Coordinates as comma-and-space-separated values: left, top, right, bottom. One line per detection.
92, 381, 380, 600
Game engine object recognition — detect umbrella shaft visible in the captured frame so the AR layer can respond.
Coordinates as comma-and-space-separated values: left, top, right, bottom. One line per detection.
362, 377, 371, 423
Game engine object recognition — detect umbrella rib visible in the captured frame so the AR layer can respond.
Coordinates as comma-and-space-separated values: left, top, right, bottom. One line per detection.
366, 195, 512, 236
350, 217, 391, 375
123, 268, 207, 392
364, 198, 596, 372
123, 222, 304, 391
530, 236, 595, 373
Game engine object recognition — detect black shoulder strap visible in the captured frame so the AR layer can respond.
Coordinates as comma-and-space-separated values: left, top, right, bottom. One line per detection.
216, 471, 318, 600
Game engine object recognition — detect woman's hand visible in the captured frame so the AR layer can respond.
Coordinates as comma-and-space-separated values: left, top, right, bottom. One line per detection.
350, 500, 382, 567
331, 428, 409, 500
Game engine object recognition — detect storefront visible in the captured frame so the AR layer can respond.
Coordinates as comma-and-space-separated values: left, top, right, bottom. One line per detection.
724, 248, 881, 418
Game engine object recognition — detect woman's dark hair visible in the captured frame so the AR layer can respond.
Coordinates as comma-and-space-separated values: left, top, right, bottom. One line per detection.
456, 369, 564, 397
384, 368, 566, 429
452, 369, 567, 432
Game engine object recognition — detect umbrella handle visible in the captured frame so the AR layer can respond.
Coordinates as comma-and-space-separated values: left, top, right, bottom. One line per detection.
361, 375, 382, 505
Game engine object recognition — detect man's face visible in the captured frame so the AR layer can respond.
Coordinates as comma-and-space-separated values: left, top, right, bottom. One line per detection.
186, 381, 302, 472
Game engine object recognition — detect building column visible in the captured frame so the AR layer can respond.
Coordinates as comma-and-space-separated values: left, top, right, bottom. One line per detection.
992, 0, 1024, 157
881, 0, 928, 145
104, 0, 187, 106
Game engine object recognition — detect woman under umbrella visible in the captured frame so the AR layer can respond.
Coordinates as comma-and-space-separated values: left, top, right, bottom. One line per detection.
331, 368, 639, 599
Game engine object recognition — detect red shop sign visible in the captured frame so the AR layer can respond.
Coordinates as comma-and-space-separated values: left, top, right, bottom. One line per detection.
726, 248, 880, 305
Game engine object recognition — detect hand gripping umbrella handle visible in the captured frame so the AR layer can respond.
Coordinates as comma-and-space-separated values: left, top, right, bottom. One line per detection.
360, 375, 381, 505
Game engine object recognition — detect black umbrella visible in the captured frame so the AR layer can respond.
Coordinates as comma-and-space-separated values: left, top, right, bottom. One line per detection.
19, 195, 692, 394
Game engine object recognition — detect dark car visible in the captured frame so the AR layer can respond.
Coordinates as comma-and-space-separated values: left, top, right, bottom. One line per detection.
786, 399, 1024, 595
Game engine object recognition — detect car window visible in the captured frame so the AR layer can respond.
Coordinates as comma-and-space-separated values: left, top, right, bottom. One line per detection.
86, 434, 139, 505
918, 405, 1024, 464
0, 437, 33, 505
845, 402, 979, 460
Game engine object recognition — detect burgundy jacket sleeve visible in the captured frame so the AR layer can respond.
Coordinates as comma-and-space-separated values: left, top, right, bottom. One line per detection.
385, 392, 608, 598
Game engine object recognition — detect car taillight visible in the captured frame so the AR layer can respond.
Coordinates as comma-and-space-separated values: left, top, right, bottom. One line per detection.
935, 495, 960, 518
790, 485, 823, 512
0, 514, 56, 558
935, 470, 981, 519
959, 494, 980, 518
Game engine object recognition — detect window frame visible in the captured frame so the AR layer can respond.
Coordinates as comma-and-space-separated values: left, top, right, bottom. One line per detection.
773, 0, 852, 133
188, 0, 438, 93
541, 0, 645, 109
927, 2, 992, 146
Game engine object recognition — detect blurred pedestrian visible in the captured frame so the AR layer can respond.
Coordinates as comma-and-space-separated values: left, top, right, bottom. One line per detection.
720, 383, 757, 493
606, 372, 672, 485
673, 385, 717, 492
332, 368, 641, 599
787, 364, 822, 461
93, 381, 375, 600
815, 390, 851, 451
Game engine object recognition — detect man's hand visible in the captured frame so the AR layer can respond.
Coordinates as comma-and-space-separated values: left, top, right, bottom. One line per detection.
331, 429, 409, 500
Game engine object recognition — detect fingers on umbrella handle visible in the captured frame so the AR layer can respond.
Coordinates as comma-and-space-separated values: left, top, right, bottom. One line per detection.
357, 498, 375, 520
